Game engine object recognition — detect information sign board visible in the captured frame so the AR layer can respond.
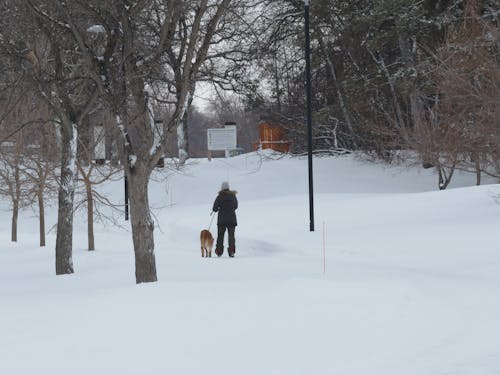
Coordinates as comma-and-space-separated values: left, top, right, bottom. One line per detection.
207, 127, 237, 151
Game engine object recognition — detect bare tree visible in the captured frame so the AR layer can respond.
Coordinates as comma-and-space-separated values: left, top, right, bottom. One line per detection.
164, 0, 259, 164
0, 134, 29, 242
0, 77, 52, 244
63, 1, 181, 282
21, 119, 59, 247
75, 126, 123, 251
411, 0, 500, 189
0, 0, 100, 273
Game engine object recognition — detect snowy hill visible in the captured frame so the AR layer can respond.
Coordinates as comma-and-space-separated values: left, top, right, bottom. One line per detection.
1, 151, 499, 375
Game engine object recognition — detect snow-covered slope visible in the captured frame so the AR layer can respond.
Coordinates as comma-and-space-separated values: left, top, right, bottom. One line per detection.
1, 151, 499, 375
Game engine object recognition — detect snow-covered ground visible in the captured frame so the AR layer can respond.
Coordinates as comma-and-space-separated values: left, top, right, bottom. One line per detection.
1, 151, 499, 375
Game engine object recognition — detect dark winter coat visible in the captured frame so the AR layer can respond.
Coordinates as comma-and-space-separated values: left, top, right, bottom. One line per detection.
212, 189, 238, 226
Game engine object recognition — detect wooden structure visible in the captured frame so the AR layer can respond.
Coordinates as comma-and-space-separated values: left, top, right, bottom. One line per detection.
255, 121, 291, 153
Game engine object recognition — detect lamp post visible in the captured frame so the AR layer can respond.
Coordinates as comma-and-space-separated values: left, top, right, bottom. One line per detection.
304, 0, 314, 232
124, 175, 129, 221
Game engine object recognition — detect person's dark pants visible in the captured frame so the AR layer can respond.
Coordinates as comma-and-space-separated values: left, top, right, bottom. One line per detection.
215, 225, 235, 256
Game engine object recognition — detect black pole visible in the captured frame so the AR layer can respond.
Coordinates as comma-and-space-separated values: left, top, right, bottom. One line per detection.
304, 0, 314, 232
124, 174, 129, 221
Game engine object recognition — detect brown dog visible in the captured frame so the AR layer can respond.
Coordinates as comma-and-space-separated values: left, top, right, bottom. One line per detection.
200, 229, 214, 257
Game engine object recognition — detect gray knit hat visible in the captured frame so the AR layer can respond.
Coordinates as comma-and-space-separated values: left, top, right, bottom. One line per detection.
221, 181, 230, 190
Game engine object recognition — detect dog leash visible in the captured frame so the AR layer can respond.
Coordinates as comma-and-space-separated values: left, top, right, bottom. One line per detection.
208, 211, 215, 231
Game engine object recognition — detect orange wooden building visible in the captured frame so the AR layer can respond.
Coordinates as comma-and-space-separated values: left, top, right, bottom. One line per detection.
254, 121, 291, 153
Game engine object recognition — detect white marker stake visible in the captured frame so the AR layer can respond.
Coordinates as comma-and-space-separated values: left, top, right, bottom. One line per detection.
323, 221, 326, 274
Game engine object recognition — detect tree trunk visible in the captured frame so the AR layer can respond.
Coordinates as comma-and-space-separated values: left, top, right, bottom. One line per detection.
127, 162, 157, 283
11, 163, 21, 242
438, 163, 456, 190
398, 35, 423, 131
316, 27, 356, 147
368, 49, 407, 137
38, 191, 46, 247
120, 83, 158, 280
11, 198, 18, 242
474, 154, 481, 185
85, 179, 95, 251
55, 122, 77, 275
177, 87, 194, 165
273, 46, 282, 112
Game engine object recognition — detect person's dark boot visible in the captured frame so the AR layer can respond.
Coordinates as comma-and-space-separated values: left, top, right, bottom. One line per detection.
228, 246, 235, 257
215, 247, 223, 257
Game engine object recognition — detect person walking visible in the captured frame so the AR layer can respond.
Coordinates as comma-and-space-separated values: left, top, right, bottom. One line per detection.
212, 181, 238, 257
